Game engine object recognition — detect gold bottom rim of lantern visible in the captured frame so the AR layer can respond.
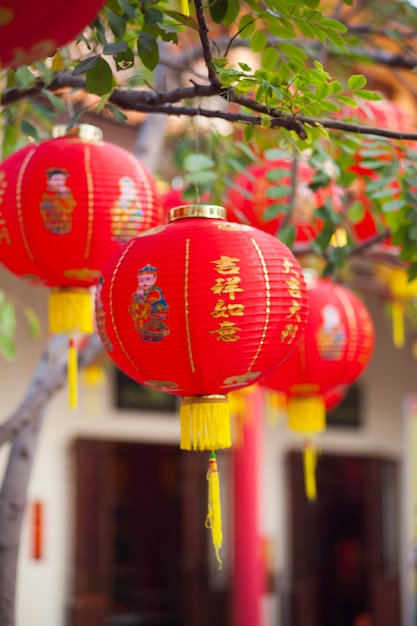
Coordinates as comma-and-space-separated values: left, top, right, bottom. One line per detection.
288, 396, 325, 434
49, 288, 94, 335
180, 394, 231, 451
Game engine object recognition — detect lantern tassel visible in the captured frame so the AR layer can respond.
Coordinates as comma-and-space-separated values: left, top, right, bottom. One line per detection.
392, 300, 405, 348
205, 452, 223, 567
303, 439, 317, 501
68, 338, 78, 410
49, 289, 94, 335
180, 395, 231, 451
180, 0, 189, 15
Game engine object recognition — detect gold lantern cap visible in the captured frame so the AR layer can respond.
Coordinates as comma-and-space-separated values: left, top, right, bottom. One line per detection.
168, 204, 226, 222
52, 124, 103, 142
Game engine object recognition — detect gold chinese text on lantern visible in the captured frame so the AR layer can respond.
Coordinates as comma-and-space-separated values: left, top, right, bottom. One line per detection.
281, 258, 303, 344
209, 255, 244, 342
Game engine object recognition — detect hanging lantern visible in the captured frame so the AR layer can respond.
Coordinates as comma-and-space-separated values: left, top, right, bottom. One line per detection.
0, 0, 105, 68
324, 385, 347, 412
346, 98, 417, 249
374, 264, 417, 348
224, 158, 343, 242
0, 124, 163, 406
96, 204, 309, 560
260, 273, 375, 500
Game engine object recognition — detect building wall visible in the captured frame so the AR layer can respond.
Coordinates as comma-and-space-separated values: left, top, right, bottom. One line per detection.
0, 264, 415, 625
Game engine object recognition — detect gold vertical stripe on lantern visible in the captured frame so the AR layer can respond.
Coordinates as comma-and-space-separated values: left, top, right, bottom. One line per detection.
16, 147, 36, 262
83, 145, 94, 259
248, 237, 270, 372
184, 237, 196, 373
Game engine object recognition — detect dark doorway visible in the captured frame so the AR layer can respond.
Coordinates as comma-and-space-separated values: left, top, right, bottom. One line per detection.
68, 438, 230, 626
286, 452, 401, 626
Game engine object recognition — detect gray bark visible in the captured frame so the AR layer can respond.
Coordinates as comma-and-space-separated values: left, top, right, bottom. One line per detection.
0, 334, 104, 625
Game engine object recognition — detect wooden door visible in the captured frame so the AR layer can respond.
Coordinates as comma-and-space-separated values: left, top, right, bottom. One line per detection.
67, 438, 231, 626
286, 452, 401, 626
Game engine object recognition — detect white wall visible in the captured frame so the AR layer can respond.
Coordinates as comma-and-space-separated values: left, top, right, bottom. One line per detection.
0, 267, 415, 625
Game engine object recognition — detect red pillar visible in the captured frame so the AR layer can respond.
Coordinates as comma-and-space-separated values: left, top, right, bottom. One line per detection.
232, 388, 266, 626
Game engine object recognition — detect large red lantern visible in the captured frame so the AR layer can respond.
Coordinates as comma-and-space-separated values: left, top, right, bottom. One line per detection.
0, 125, 163, 405
0, 1, 105, 68
260, 274, 375, 498
224, 158, 343, 241
96, 204, 308, 559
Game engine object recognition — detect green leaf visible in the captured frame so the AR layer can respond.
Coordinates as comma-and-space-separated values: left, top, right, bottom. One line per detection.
103, 41, 128, 55
209, 0, 229, 23
262, 47, 279, 70
137, 33, 159, 71
382, 199, 406, 212
238, 14, 256, 37
108, 10, 127, 39
223, 0, 240, 25
107, 0, 124, 15
347, 200, 365, 223
72, 55, 99, 75
86, 57, 114, 96
277, 223, 296, 247
164, 10, 199, 29
41, 89, 67, 111
243, 125, 255, 143
250, 30, 268, 53
183, 153, 216, 172
348, 74, 367, 91
20, 120, 39, 142
23, 306, 40, 339
278, 42, 307, 61
104, 104, 128, 124
0, 335, 16, 361
354, 90, 383, 101
114, 47, 135, 71
185, 170, 218, 184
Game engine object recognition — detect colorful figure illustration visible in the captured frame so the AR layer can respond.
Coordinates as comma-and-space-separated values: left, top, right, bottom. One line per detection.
316, 304, 347, 360
39, 168, 76, 234
111, 176, 144, 242
95, 277, 114, 352
129, 264, 170, 342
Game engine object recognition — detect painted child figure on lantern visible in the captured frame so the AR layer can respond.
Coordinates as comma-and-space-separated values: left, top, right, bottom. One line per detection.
40, 168, 76, 234
129, 264, 170, 342
111, 176, 144, 242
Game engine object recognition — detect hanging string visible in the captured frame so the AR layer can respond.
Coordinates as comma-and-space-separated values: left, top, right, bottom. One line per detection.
303, 438, 317, 501
68, 337, 78, 409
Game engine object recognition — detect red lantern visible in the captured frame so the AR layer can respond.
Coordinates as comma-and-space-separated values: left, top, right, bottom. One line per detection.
224, 158, 343, 241
97, 205, 308, 439
96, 204, 308, 559
0, 0, 105, 68
0, 124, 163, 405
346, 99, 417, 247
260, 273, 375, 498
324, 385, 347, 412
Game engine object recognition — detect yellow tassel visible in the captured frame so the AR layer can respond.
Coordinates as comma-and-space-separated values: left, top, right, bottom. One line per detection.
392, 300, 404, 348
205, 453, 222, 567
287, 396, 325, 434
180, 395, 231, 451
303, 440, 317, 501
68, 339, 78, 410
180, 0, 189, 15
49, 289, 94, 335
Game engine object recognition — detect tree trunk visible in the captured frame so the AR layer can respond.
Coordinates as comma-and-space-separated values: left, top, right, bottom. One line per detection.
0, 406, 46, 625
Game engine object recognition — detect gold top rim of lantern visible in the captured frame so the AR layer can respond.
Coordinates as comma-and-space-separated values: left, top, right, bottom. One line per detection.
52, 124, 103, 142
180, 394, 228, 405
168, 204, 227, 222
